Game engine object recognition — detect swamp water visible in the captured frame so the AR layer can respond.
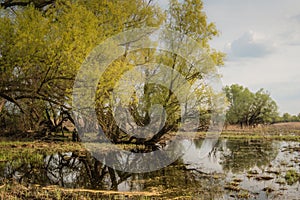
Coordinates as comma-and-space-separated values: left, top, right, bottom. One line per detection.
1, 139, 300, 199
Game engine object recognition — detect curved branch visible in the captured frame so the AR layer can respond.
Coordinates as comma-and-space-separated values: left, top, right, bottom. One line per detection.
1, 0, 55, 9
0, 92, 25, 113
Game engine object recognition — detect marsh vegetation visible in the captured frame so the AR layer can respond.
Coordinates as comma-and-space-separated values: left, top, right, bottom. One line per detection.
1, 130, 300, 199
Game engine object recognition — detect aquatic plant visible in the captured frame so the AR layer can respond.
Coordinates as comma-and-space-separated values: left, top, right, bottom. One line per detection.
285, 169, 300, 185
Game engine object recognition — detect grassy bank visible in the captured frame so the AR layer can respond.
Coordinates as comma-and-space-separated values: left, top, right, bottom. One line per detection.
2, 122, 300, 162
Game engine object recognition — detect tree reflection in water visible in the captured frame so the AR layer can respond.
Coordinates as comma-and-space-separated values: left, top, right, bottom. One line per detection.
0, 138, 281, 199
182, 138, 279, 174
45, 152, 82, 187
218, 139, 279, 173
1, 146, 224, 198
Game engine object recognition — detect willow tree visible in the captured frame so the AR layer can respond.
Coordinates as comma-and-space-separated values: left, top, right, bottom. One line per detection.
89, 0, 225, 144
0, 0, 163, 133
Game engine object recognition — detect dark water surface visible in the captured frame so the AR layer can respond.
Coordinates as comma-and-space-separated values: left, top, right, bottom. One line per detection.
1, 139, 300, 199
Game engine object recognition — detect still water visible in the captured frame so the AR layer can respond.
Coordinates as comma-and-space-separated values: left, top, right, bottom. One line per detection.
1, 139, 300, 199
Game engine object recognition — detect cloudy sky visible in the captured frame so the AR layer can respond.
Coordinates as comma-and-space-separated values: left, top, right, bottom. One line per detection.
158, 0, 300, 115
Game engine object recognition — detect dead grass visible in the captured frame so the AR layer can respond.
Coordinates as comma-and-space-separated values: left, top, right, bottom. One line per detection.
42, 185, 159, 196
271, 122, 300, 129
0, 182, 159, 200
223, 122, 300, 135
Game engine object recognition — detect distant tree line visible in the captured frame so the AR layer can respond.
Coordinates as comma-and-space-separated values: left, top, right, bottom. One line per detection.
274, 113, 300, 123
224, 84, 278, 128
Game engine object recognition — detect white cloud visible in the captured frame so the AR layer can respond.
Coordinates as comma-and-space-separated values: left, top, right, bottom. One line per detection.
227, 31, 275, 58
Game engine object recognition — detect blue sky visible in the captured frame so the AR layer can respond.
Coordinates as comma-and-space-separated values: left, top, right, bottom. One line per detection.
157, 0, 300, 115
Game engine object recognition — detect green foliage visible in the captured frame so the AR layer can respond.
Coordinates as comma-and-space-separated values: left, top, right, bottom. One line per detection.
0, 0, 224, 143
224, 84, 278, 127
0, 0, 163, 132
167, 0, 225, 66
285, 169, 300, 185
